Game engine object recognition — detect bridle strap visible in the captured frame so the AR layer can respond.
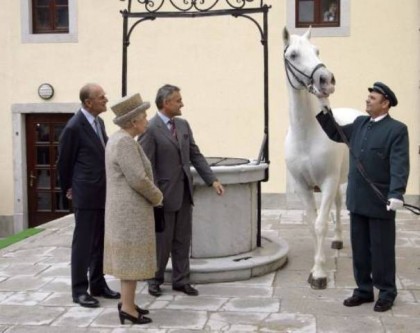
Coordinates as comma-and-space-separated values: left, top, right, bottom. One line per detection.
310, 63, 326, 79
284, 46, 326, 92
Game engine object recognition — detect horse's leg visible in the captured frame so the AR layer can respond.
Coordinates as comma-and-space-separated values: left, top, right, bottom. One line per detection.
331, 188, 344, 250
293, 184, 318, 284
310, 190, 336, 289
299, 188, 317, 233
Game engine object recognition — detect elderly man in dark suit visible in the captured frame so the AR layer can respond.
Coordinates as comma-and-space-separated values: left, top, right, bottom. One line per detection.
316, 82, 409, 312
139, 84, 225, 297
58, 83, 120, 307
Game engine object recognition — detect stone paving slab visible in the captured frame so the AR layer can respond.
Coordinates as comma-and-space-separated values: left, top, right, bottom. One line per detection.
316, 315, 383, 333
0, 208, 418, 332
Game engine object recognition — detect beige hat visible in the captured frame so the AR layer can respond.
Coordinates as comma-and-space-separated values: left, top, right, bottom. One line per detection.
111, 93, 150, 126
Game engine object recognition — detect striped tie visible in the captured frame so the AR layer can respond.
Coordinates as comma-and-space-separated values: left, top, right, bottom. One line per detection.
168, 119, 177, 139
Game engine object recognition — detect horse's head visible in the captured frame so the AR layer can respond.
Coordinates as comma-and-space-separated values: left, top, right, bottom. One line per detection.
283, 27, 335, 98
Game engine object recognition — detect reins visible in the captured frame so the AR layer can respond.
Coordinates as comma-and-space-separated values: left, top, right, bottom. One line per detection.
324, 108, 420, 215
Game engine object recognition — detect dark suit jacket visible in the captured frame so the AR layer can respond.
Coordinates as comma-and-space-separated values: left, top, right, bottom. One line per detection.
316, 112, 409, 219
139, 114, 216, 212
57, 110, 108, 209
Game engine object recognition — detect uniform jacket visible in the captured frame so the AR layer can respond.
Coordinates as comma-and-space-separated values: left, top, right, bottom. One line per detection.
104, 130, 162, 280
57, 110, 108, 209
139, 114, 216, 212
316, 112, 409, 219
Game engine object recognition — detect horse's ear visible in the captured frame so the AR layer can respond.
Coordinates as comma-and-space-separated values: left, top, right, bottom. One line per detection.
303, 26, 312, 40
283, 27, 290, 46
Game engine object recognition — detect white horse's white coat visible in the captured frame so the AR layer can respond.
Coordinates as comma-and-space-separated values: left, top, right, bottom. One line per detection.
283, 28, 362, 289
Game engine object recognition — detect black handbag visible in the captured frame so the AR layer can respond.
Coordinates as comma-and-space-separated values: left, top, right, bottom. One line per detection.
154, 206, 165, 232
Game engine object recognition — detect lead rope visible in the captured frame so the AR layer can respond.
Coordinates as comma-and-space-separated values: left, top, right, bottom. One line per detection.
325, 109, 420, 215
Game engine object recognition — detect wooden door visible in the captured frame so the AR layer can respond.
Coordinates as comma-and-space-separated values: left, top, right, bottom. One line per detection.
26, 114, 73, 227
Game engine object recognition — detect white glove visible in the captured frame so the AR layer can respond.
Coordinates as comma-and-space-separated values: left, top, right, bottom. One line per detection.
317, 97, 331, 114
386, 198, 404, 211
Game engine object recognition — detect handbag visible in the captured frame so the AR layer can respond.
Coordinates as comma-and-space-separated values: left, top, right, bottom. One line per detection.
154, 206, 165, 232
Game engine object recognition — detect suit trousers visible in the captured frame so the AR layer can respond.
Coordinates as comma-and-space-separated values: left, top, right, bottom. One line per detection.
72, 209, 106, 297
151, 186, 192, 288
350, 212, 397, 302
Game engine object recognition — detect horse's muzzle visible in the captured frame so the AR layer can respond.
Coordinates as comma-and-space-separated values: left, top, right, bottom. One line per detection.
313, 68, 336, 97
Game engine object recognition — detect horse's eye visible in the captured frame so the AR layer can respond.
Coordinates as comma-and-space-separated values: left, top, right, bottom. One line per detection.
290, 51, 298, 60
315, 49, 320, 56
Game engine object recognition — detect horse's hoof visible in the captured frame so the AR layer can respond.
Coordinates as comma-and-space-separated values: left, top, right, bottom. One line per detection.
331, 241, 343, 250
310, 277, 327, 289
307, 273, 313, 284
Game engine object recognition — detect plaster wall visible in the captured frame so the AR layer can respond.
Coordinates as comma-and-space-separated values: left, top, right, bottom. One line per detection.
0, 0, 419, 220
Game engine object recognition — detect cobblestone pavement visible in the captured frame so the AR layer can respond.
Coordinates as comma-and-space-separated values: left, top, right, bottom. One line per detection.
0, 206, 419, 332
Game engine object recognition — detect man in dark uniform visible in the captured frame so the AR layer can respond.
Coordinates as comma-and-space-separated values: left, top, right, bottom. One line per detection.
316, 82, 409, 312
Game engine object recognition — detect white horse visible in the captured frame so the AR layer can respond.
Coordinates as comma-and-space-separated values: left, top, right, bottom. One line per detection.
283, 27, 362, 289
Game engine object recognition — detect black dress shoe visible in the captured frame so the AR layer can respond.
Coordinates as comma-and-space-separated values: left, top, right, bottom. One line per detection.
148, 284, 162, 297
118, 308, 152, 325
374, 298, 393, 312
173, 284, 199, 296
73, 294, 100, 308
118, 302, 149, 315
91, 286, 121, 299
343, 295, 374, 307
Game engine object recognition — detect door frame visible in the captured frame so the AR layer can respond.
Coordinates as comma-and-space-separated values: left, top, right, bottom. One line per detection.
11, 103, 79, 233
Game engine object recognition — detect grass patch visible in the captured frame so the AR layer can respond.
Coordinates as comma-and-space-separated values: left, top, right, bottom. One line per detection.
0, 228, 44, 250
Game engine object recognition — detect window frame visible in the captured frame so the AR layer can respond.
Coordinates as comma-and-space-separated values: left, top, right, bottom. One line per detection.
295, 0, 340, 28
21, 0, 77, 43
287, 0, 350, 37
32, 0, 69, 34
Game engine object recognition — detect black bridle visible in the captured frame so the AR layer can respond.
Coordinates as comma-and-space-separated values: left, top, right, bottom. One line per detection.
284, 46, 326, 94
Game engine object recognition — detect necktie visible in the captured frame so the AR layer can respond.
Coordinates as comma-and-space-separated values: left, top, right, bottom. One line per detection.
168, 119, 177, 139
94, 119, 106, 148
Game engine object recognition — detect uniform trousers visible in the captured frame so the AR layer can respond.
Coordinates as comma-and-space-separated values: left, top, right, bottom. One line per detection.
350, 212, 397, 302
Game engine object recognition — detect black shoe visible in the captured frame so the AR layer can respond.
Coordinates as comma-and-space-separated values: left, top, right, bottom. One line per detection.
173, 284, 199, 296
73, 294, 100, 308
118, 302, 149, 315
118, 308, 152, 325
91, 285, 121, 299
343, 295, 374, 307
374, 298, 393, 312
148, 284, 162, 297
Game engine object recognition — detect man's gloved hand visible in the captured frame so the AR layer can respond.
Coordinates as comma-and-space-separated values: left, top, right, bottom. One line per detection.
317, 97, 332, 114
386, 198, 404, 211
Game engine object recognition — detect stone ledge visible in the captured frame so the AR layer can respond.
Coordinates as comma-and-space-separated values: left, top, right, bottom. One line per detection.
164, 233, 289, 284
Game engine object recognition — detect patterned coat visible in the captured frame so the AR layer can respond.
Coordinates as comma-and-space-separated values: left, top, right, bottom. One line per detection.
104, 129, 163, 280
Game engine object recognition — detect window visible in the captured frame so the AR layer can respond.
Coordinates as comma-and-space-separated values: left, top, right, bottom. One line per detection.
287, 0, 349, 37
296, 0, 340, 28
21, 0, 77, 43
32, 0, 69, 34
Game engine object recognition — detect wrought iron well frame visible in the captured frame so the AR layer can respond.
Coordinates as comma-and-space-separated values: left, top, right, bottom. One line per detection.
119, 0, 271, 246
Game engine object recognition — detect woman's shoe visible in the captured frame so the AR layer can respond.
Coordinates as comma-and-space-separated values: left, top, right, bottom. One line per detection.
117, 301, 149, 315
118, 309, 152, 325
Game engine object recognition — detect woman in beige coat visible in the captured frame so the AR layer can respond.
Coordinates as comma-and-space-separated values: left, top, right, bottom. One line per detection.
104, 93, 163, 325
